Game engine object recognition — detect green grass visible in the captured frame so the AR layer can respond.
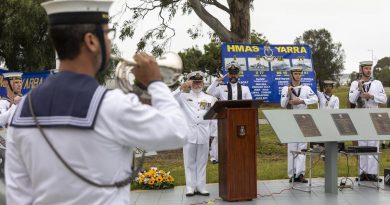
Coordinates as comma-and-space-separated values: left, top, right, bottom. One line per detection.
134, 86, 390, 188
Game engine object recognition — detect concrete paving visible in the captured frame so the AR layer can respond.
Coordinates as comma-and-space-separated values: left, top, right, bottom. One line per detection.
2, 177, 390, 205
131, 178, 390, 205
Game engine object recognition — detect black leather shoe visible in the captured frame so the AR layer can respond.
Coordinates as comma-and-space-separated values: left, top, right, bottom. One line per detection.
359, 173, 369, 181
367, 174, 383, 182
186, 192, 195, 197
295, 174, 308, 183
195, 191, 210, 196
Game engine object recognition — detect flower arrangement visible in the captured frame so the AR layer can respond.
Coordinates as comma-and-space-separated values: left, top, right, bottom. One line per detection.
134, 167, 175, 189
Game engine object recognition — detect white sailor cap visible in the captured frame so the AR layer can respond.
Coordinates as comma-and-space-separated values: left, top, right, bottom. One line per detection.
2, 72, 23, 79
359, 61, 373, 67
187, 71, 206, 81
41, 0, 113, 26
289, 66, 303, 72
323, 80, 335, 85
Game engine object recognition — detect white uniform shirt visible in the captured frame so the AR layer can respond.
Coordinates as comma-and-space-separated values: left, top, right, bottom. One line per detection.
349, 80, 387, 108
318, 92, 339, 109
173, 89, 216, 144
6, 82, 188, 205
280, 85, 318, 109
206, 80, 252, 100
0, 98, 11, 114
0, 98, 16, 127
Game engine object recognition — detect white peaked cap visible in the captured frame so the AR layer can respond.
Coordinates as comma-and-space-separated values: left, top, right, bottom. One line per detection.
187, 71, 206, 80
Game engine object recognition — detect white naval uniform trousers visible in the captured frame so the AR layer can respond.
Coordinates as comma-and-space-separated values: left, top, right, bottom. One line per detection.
6, 82, 188, 205
209, 120, 218, 161
206, 80, 252, 163
349, 80, 387, 174
280, 85, 318, 178
173, 89, 216, 193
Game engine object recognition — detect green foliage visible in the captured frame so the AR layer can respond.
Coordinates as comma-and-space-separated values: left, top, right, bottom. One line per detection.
294, 29, 345, 86
250, 30, 269, 44
349, 71, 359, 85
374, 57, 390, 86
0, 0, 55, 71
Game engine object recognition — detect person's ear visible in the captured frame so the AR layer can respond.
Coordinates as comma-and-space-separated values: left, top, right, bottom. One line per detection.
83, 32, 100, 53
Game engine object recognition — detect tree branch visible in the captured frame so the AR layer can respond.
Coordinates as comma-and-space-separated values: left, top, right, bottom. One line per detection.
199, 0, 229, 13
188, 0, 238, 42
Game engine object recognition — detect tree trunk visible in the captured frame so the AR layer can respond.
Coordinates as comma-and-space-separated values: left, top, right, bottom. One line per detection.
229, 0, 251, 43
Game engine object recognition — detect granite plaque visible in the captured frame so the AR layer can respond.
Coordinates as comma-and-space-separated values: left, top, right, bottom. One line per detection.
331, 113, 358, 135
293, 114, 321, 137
370, 113, 390, 135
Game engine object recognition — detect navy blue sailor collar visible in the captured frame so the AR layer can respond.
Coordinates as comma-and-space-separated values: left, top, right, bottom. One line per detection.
11, 71, 107, 129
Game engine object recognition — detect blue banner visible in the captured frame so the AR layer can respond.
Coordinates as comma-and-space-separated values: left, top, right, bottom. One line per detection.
0, 70, 50, 96
221, 43, 317, 103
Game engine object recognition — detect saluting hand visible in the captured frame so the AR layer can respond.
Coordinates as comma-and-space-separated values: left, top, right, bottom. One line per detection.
180, 80, 192, 91
216, 73, 227, 82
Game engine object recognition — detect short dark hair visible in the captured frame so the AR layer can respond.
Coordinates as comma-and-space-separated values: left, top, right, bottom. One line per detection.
49, 24, 96, 60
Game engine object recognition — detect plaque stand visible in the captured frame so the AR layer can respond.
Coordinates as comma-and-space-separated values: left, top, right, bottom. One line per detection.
324, 142, 338, 193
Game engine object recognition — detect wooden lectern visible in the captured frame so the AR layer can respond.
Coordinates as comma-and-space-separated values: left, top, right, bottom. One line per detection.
205, 100, 262, 201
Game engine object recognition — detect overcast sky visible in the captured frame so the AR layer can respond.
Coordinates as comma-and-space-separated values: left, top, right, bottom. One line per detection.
110, 0, 390, 74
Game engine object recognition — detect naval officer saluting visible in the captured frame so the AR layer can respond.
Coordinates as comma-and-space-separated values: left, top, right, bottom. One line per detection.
173, 71, 217, 197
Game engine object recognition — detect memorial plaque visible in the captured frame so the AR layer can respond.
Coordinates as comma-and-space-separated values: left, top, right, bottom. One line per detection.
331, 113, 358, 135
293, 114, 321, 137
370, 113, 390, 135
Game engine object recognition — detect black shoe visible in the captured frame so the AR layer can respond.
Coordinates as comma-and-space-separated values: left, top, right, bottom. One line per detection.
289, 174, 296, 183
186, 192, 195, 197
195, 191, 210, 196
295, 174, 308, 183
212, 160, 218, 164
359, 173, 369, 181
367, 174, 383, 182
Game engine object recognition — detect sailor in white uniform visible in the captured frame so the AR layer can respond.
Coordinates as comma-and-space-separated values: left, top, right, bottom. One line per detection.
349, 61, 387, 181
0, 72, 23, 125
206, 61, 252, 101
5, 1, 188, 204
0, 72, 23, 177
206, 62, 252, 163
173, 71, 217, 197
318, 80, 339, 109
280, 66, 318, 183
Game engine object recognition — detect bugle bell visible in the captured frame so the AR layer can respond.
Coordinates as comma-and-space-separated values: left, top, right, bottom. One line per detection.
112, 52, 183, 94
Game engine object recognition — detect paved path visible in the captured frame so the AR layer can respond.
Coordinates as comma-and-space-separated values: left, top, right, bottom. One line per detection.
130, 178, 390, 205
1, 178, 390, 205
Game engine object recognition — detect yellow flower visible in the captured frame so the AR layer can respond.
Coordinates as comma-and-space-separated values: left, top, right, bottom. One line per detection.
148, 177, 155, 185
138, 176, 145, 184
156, 176, 163, 183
